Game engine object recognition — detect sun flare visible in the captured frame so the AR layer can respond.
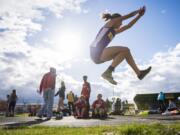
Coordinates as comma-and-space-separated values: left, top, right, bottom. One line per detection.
53, 30, 83, 59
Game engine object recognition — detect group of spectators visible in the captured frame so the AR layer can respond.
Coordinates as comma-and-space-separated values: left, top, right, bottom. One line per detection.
55, 82, 76, 116
4, 68, 179, 119
74, 93, 107, 119
6, 89, 18, 117
157, 91, 179, 115
37, 67, 107, 120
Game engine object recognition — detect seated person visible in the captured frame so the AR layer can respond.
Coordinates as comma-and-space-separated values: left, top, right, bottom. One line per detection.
28, 105, 36, 116
162, 99, 179, 115
92, 94, 107, 118
167, 99, 177, 111
74, 95, 87, 118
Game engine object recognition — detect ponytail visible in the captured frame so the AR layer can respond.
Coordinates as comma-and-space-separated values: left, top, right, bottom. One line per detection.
102, 13, 112, 21
102, 13, 122, 21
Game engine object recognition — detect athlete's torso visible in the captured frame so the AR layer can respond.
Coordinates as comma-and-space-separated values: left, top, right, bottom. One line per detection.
90, 26, 116, 48
90, 26, 116, 64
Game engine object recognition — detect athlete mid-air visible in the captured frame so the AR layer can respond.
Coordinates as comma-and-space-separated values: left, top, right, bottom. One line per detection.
90, 6, 151, 85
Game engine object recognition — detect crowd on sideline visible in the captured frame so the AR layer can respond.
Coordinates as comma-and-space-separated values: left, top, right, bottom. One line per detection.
37, 67, 107, 120
3, 68, 179, 119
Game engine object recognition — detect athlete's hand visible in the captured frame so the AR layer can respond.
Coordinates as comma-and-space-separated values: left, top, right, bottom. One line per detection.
139, 6, 146, 16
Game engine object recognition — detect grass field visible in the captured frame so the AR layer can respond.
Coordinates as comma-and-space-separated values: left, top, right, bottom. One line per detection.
1, 123, 180, 135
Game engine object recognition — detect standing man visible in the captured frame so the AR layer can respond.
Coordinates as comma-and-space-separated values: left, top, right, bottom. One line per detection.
81, 75, 91, 117
8, 89, 18, 117
38, 67, 56, 120
157, 91, 166, 113
67, 91, 75, 115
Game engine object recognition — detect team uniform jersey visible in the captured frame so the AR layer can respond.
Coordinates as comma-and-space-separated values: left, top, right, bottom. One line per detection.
92, 99, 106, 109
90, 27, 116, 64
75, 99, 86, 108
81, 82, 91, 100
40, 72, 56, 93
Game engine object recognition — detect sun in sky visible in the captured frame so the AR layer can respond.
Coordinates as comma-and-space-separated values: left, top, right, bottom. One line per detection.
50, 29, 83, 59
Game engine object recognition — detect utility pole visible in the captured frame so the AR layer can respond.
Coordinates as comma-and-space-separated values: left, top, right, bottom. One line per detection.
113, 85, 115, 97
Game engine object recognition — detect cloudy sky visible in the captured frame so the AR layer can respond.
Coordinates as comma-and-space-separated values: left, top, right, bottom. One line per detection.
0, 0, 180, 103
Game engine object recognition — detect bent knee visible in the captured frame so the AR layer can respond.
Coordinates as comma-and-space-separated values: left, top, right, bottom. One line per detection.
124, 47, 130, 53
122, 47, 130, 56
117, 47, 130, 55
116, 47, 130, 53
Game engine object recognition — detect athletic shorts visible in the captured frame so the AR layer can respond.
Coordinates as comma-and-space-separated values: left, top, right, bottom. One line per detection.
90, 46, 103, 64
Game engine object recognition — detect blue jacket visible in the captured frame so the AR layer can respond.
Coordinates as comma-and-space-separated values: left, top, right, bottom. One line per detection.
157, 92, 165, 101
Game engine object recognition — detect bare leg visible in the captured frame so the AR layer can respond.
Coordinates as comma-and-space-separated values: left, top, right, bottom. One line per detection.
100, 46, 151, 84
57, 99, 61, 112
76, 107, 80, 117
112, 48, 140, 75
100, 46, 140, 76
81, 108, 86, 117
60, 98, 64, 109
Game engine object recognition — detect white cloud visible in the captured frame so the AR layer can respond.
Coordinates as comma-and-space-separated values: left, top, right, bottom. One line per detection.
82, 9, 89, 14
0, 0, 87, 100
152, 75, 166, 82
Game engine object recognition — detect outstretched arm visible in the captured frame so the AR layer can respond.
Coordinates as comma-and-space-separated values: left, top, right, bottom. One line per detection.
115, 7, 146, 34
122, 6, 145, 20
121, 9, 140, 20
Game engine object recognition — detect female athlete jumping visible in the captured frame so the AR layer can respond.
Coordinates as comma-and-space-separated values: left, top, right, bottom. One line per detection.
90, 6, 151, 85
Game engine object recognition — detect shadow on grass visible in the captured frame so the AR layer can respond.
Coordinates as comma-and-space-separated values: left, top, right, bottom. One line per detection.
2, 119, 49, 129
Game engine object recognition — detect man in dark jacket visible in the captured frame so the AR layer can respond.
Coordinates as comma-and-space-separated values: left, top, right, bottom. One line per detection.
8, 89, 18, 117
55, 81, 66, 112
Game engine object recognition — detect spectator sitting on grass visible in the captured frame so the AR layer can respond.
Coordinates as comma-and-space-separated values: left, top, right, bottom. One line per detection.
29, 105, 37, 116
162, 99, 179, 115
167, 99, 177, 112
74, 95, 87, 118
92, 94, 107, 119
